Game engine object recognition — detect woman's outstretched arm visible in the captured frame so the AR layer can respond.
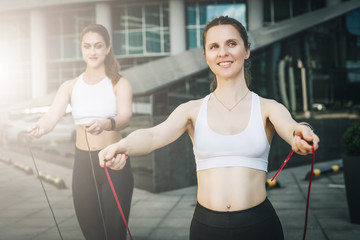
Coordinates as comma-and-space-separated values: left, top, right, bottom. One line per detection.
264, 98, 320, 155
27, 80, 73, 138
98, 101, 194, 170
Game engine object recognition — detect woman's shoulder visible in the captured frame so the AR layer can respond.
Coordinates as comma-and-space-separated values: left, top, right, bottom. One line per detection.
258, 94, 279, 106
113, 76, 132, 92
184, 95, 207, 108
175, 96, 206, 118
258, 94, 289, 115
57, 78, 78, 97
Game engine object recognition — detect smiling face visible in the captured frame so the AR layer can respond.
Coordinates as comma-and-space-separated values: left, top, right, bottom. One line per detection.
204, 24, 250, 80
81, 31, 110, 69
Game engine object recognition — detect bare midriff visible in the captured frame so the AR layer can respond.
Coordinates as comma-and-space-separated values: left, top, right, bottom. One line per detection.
197, 166, 267, 212
75, 125, 122, 151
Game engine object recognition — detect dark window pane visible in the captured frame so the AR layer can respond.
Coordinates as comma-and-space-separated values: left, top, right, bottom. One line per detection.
274, 0, 290, 21
293, 0, 309, 16
187, 5, 197, 25
164, 28, 170, 52
113, 32, 126, 55
146, 31, 161, 53
199, 26, 204, 47
77, 9, 94, 30
129, 31, 143, 54
263, 0, 272, 23
63, 11, 76, 35
145, 5, 160, 28
199, 5, 207, 25
163, 4, 169, 27
64, 35, 77, 58
128, 6, 143, 30
187, 28, 197, 49
311, 0, 326, 11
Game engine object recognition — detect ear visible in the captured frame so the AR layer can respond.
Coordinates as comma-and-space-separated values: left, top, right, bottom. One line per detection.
107, 45, 112, 55
245, 45, 251, 60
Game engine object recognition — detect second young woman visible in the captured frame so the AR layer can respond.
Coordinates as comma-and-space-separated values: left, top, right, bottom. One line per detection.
27, 24, 133, 240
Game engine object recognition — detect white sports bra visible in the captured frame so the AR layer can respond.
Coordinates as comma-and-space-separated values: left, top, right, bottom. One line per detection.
193, 92, 270, 172
71, 73, 117, 125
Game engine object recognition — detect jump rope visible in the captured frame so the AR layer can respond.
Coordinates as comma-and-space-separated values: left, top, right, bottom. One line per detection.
25, 129, 133, 240
26, 137, 64, 240
27, 128, 314, 240
84, 129, 133, 240
271, 142, 315, 240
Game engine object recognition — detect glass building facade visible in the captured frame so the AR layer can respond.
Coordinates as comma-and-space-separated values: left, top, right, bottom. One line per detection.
1, 0, 358, 108
252, 8, 360, 112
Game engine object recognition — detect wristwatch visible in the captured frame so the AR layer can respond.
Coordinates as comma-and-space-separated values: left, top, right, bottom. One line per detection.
107, 117, 115, 131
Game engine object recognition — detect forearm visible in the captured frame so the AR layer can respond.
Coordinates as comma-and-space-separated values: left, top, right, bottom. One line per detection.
275, 120, 298, 145
120, 128, 157, 156
112, 113, 132, 131
37, 113, 61, 135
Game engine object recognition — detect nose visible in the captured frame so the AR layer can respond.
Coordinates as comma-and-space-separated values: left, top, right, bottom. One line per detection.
217, 45, 228, 57
90, 46, 96, 55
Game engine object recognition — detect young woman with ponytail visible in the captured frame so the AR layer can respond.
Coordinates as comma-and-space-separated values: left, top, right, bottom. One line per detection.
98, 17, 320, 240
27, 24, 134, 240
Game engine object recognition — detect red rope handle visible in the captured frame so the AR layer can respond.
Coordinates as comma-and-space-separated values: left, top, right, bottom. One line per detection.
104, 163, 133, 240
271, 145, 315, 240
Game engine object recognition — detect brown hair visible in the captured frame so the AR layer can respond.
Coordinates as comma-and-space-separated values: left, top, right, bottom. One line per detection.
81, 24, 121, 85
202, 16, 251, 89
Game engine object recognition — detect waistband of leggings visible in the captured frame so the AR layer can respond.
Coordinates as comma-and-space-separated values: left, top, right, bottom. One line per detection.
193, 197, 276, 228
75, 147, 100, 154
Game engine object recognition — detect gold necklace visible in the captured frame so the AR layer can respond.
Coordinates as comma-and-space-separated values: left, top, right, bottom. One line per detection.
213, 90, 250, 111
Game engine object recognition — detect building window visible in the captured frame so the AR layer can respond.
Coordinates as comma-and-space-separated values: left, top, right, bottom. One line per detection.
186, 0, 247, 49
112, 2, 170, 56
46, 8, 95, 61
264, 0, 326, 24
274, 0, 290, 22
46, 8, 94, 88
292, 0, 309, 17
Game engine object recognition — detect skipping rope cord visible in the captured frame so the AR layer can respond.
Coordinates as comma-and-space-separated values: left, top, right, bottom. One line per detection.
26, 137, 64, 240
271, 144, 315, 240
84, 129, 133, 240
84, 130, 109, 240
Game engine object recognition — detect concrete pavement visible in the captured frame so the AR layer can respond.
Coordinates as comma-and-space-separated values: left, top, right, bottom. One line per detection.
0, 145, 360, 240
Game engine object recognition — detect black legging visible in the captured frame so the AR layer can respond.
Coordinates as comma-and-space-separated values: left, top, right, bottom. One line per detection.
190, 198, 284, 240
72, 148, 134, 240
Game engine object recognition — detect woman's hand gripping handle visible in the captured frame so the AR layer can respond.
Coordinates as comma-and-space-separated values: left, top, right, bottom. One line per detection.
98, 141, 129, 170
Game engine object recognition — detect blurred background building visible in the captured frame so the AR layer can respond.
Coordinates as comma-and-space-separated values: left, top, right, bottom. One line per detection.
0, 0, 359, 192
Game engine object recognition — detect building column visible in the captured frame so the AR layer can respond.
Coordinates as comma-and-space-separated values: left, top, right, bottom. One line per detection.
30, 10, 47, 98
169, 0, 186, 55
247, 0, 263, 31
96, 3, 112, 42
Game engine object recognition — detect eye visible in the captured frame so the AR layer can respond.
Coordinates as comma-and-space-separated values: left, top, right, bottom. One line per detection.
82, 44, 90, 49
228, 41, 237, 47
95, 44, 104, 49
209, 44, 218, 50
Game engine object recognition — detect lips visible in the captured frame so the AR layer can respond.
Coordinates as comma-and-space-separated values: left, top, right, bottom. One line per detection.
217, 61, 233, 67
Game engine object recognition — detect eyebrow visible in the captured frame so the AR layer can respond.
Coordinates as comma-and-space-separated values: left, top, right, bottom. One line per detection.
226, 38, 240, 43
82, 42, 105, 45
207, 38, 239, 46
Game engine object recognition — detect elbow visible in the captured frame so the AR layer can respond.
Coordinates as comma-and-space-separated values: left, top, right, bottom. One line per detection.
123, 112, 132, 128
